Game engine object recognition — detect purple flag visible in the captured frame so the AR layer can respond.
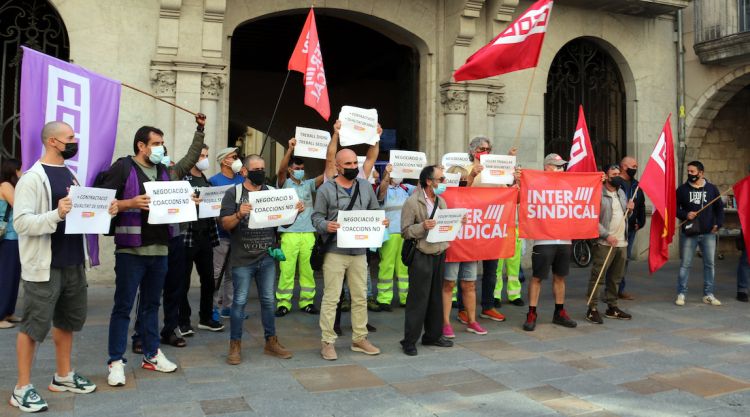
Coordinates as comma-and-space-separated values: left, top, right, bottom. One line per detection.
20, 46, 121, 266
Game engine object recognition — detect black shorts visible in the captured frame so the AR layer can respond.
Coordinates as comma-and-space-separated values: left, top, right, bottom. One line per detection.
531, 244, 571, 280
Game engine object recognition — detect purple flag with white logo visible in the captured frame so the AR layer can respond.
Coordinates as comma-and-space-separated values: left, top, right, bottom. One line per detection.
20, 46, 121, 265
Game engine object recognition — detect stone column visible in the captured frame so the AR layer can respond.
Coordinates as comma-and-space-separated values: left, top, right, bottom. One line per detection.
486, 92, 504, 140
150, 70, 177, 155
200, 72, 224, 174
174, 67, 203, 158
440, 83, 468, 154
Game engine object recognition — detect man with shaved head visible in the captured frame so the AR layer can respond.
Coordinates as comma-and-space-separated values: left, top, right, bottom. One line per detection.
616, 156, 645, 300
312, 148, 389, 360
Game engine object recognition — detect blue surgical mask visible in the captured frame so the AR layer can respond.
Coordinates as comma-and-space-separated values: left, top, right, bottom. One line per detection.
292, 170, 305, 180
434, 183, 447, 195
161, 155, 171, 166
149, 145, 165, 164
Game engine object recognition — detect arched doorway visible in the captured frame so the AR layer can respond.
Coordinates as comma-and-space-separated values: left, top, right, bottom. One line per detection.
544, 38, 626, 168
228, 10, 419, 171
0, 0, 69, 160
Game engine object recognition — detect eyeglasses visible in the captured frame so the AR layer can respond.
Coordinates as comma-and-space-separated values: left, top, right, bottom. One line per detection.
228, 155, 239, 160
476, 147, 491, 152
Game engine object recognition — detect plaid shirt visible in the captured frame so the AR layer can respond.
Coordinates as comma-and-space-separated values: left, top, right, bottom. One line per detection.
182, 173, 220, 248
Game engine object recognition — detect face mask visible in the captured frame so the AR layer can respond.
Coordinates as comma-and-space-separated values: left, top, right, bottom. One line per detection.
292, 170, 305, 180
433, 183, 447, 195
161, 155, 171, 166
246, 170, 265, 185
474, 151, 489, 161
391, 178, 403, 185
231, 159, 243, 174
459, 180, 468, 187
608, 176, 625, 188
342, 168, 359, 181
59, 142, 78, 160
149, 145, 165, 164
196, 158, 209, 171
626, 168, 637, 178
688, 174, 700, 183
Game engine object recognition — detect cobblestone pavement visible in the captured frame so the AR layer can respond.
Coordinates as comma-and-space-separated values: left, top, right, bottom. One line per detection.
1, 256, 749, 417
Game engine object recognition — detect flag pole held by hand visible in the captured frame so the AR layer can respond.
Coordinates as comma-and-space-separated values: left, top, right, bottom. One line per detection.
676, 188, 732, 228
121, 82, 199, 117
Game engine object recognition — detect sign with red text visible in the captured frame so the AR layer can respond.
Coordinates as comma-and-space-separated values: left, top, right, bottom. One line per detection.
336, 210, 386, 248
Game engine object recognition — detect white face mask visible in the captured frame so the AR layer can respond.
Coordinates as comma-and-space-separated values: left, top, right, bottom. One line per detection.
196, 158, 209, 171
231, 159, 243, 173
161, 155, 171, 166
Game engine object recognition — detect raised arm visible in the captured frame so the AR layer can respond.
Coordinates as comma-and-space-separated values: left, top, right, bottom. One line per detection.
277, 138, 295, 188
362, 123, 382, 176
171, 113, 207, 180
324, 120, 341, 179
378, 164, 392, 202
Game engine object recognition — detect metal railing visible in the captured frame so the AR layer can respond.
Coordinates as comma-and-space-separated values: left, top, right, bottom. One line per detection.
695, 0, 750, 43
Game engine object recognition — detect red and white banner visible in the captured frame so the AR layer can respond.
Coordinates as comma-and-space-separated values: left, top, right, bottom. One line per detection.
734, 175, 750, 264
288, 8, 330, 120
442, 187, 518, 262
519, 170, 602, 240
567, 105, 597, 173
454, 0, 553, 81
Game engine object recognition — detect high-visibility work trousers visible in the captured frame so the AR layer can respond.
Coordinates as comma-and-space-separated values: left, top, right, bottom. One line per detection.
495, 228, 522, 301
276, 232, 316, 309
377, 233, 409, 305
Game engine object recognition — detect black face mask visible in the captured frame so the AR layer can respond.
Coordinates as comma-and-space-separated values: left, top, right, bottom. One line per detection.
688, 174, 700, 183
626, 168, 637, 178
342, 168, 359, 181
246, 170, 266, 185
459, 180, 468, 187
60, 142, 78, 160
608, 176, 625, 188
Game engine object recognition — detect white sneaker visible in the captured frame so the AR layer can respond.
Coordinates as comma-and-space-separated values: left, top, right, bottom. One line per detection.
10, 385, 48, 413
141, 349, 177, 373
107, 360, 126, 387
703, 294, 722, 306
675, 294, 686, 306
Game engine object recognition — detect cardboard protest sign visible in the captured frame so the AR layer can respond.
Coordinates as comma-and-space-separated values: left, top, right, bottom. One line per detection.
246, 188, 300, 228
389, 150, 426, 179
198, 185, 232, 219
336, 210, 386, 248
294, 127, 330, 160
144, 181, 197, 224
65, 186, 116, 234
441, 152, 471, 169
338, 106, 379, 146
479, 154, 516, 185
426, 208, 468, 243
445, 172, 461, 187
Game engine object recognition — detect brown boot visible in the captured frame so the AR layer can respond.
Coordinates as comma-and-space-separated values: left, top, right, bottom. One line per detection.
227, 339, 241, 365
264, 335, 293, 359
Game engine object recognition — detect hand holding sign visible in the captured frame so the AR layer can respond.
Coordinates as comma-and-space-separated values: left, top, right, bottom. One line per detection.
338, 106, 379, 146
144, 181, 197, 224
336, 210, 386, 248
57, 194, 73, 219
479, 154, 516, 185
426, 208, 468, 243
246, 188, 300, 228
65, 186, 117, 234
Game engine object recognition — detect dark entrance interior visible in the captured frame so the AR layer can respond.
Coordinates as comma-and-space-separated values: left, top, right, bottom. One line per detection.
229, 10, 419, 167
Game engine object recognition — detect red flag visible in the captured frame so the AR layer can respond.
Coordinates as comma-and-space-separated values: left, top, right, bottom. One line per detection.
453, 0, 553, 81
733, 175, 750, 262
288, 8, 330, 121
639, 115, 677, 273
566, 105, 597, 172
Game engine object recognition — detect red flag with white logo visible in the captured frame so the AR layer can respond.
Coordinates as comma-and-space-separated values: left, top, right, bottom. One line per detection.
454, 0, 553, 81
567, 105, 597, 173
733, 175, 750, 264
519, 170, 602, 240
288, 8, 330, 121
639, 115, 676, 273
442, 187, 518, 262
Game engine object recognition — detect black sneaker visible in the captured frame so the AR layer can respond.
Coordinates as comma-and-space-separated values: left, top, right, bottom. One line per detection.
737, 292, 749, 302
523, 311, 537, 331
378, 303, 392, 312
275, 306, 289, 317
493, 298, 502, 308
585, 308, 603, 324
510, 298, 525, 306
552, 309, 578, 328
132, 339, 143, 354
198, 319, 225, 332
367, 297, 381, 312
605, 306, 632, 320
301, 305, 319, 315
422, 336, 453, 348
178, 324, 194, 337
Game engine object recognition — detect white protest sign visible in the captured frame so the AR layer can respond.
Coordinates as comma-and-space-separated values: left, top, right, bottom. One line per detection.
65, 186, 116, 234
247, 188, 300, 229
338, 106, 379, 146
479, 154, 516, 185
444, 172, 461, 187
144, 181, 197, 224
389, 150, 426, 179
426, 208, 468, 243
294, 127, 330, 160
336, 210, 386, 248
357, 156, 376, 184
442, 152, 471, 169
198, 185, 232, 219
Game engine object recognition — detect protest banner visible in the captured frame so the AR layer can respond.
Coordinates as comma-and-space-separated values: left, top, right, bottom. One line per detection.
479, 154, 516, 185
441, 152, 471, 169
337, 210, 386, 248
247, 188, 300, 228
427, 208, 468, 243
338, 106, 379, 146
198, 184, 232, 219
519, 170, 602, 240
144, 181, 197, 224
294, 126, 330, 160
389, 150, 426, 179
445, 172, 461, 187
442, 187, 517, 261
65, 186, 116, 234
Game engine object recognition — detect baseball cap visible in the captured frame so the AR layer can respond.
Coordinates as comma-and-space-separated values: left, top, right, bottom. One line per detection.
544, 153, 567, 166
216, 147, 238, 163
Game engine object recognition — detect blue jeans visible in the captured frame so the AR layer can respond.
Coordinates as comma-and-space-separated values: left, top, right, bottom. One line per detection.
231, 255, 276, 341
738, 250, 749, 293
677, 232, 717, 296
109, 254, 168, 362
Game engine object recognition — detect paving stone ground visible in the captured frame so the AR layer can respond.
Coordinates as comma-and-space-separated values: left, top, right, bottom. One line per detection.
1, 255, 749, 417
